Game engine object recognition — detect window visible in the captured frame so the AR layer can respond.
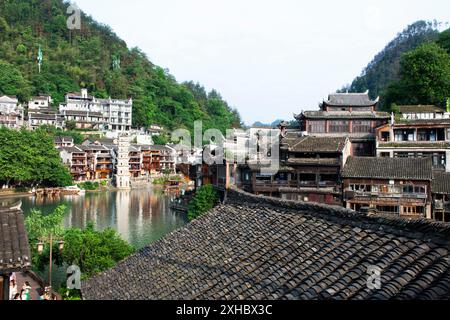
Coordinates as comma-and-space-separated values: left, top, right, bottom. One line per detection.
308, 121, 326, 133
380, 152, 390, 158
376, 206, 399, 214
353, 120, 372, 133
350, 184, 371, 192
330, 120, 349, 133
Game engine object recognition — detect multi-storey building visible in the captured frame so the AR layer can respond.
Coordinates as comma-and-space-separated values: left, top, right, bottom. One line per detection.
0, 95, 23, 129
129, 145, 143, 178
376, 106, 450, 172
27, 95, 62, 129
296, 91, 390, 156
101, 98, 133, 132
82, 143, 114, 180
54, 136, 74, 148
59, 89, 132, 131
58, 146, 88, 182
432, 171, 450, 222
342, 157, 433, 219
277, 134, 351, 205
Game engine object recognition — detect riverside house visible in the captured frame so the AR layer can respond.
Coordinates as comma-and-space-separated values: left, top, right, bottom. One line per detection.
376, 106, 450, 172
342, 157, 433, 219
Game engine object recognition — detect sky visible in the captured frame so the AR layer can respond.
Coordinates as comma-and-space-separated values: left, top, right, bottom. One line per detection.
73, 0, 450, 125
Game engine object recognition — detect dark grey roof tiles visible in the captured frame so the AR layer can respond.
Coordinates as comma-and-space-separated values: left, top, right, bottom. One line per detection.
325, 92, 378, 107
281, 135, 348, 153
82, 189, 450, 300
342, 157, 433, 180
0, 204, 31, 274
432, 172, 450, 195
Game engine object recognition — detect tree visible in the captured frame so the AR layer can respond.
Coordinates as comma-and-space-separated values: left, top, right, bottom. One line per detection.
65, 120, 77, 131
0, 127, 72, 188
384, 43, 450, 109
63, 222, 134, 278
0, 60, 31, 101
25, 205, 134, 281
188, 184, 219, 221
437, 29, 450, 53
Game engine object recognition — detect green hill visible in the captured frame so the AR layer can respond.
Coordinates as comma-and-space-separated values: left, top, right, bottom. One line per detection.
0, 0, 242, 134
339, 21, 441, 105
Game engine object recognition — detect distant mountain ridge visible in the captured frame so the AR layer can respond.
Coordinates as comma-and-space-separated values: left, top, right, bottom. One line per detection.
339, 21, 442, 105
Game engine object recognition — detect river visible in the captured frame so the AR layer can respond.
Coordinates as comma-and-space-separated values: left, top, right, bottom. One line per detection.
0, 188, 189, 290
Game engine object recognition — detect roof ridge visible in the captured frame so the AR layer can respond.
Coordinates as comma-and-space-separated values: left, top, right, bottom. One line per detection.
224, 188, 450, 246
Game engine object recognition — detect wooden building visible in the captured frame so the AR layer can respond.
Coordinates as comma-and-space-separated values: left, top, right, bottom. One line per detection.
342, 157, 433, 219
376, 117, 450, 172
296, 92, 390, 156
432, 171, 450, 223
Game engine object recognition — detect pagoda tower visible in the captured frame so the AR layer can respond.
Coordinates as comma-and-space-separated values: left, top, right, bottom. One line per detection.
115, 134, 131, 190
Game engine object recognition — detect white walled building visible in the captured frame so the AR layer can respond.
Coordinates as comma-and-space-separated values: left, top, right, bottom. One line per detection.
0, 95, 23, 129
59, 89, 132, 132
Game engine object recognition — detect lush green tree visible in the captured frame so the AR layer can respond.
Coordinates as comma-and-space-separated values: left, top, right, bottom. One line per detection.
437, 29, 450, 53
0, 59, 31, 101
25, 205, 134, 281
0, 127, 72, 188
188, 184, 219, 221
384, 43, 450, 109
339, 21, 441, 103
63, 222, 135, 278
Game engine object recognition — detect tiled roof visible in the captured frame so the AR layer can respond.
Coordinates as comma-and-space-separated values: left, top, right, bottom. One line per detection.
324, 92, 378, 107
378, 142, 450, 149
82, 189, 450, 300
302, 111, 390, 119
432, 172, 450, 195
342, 157, 433, 180
281, 134, 348, 153
396, 119, 450, 126
0, 203, 31, 274
54, 136, 74, 144
399, 105, 445, 114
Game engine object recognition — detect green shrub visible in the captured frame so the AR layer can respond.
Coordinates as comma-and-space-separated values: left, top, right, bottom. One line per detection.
188, 185, 219, 221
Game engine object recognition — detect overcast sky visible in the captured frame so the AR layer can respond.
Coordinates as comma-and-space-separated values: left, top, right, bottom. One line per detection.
74, 0, 450, 125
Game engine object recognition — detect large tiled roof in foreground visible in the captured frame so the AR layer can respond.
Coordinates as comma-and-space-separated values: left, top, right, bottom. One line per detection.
82, 189, 450, 300
0, 203, 31, 274
342, 157, 433, 181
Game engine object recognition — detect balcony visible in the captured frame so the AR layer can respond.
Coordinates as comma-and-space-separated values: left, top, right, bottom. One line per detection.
345, 189, 427, 200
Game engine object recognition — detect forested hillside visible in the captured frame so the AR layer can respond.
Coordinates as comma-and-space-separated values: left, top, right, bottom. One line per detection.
339, 21, 442, 104
0, 0, 242, 134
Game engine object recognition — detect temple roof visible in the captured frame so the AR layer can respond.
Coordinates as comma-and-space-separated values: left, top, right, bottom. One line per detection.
0, 203, 31, 274
342, 157, 433, 181
324, 92, 379, 107
81, 189, 450, 300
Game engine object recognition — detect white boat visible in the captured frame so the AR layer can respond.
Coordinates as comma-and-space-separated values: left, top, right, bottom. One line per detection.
62, 186, 85, 195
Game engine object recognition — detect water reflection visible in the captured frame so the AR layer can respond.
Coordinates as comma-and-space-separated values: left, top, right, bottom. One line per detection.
6, 188, 188, 249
